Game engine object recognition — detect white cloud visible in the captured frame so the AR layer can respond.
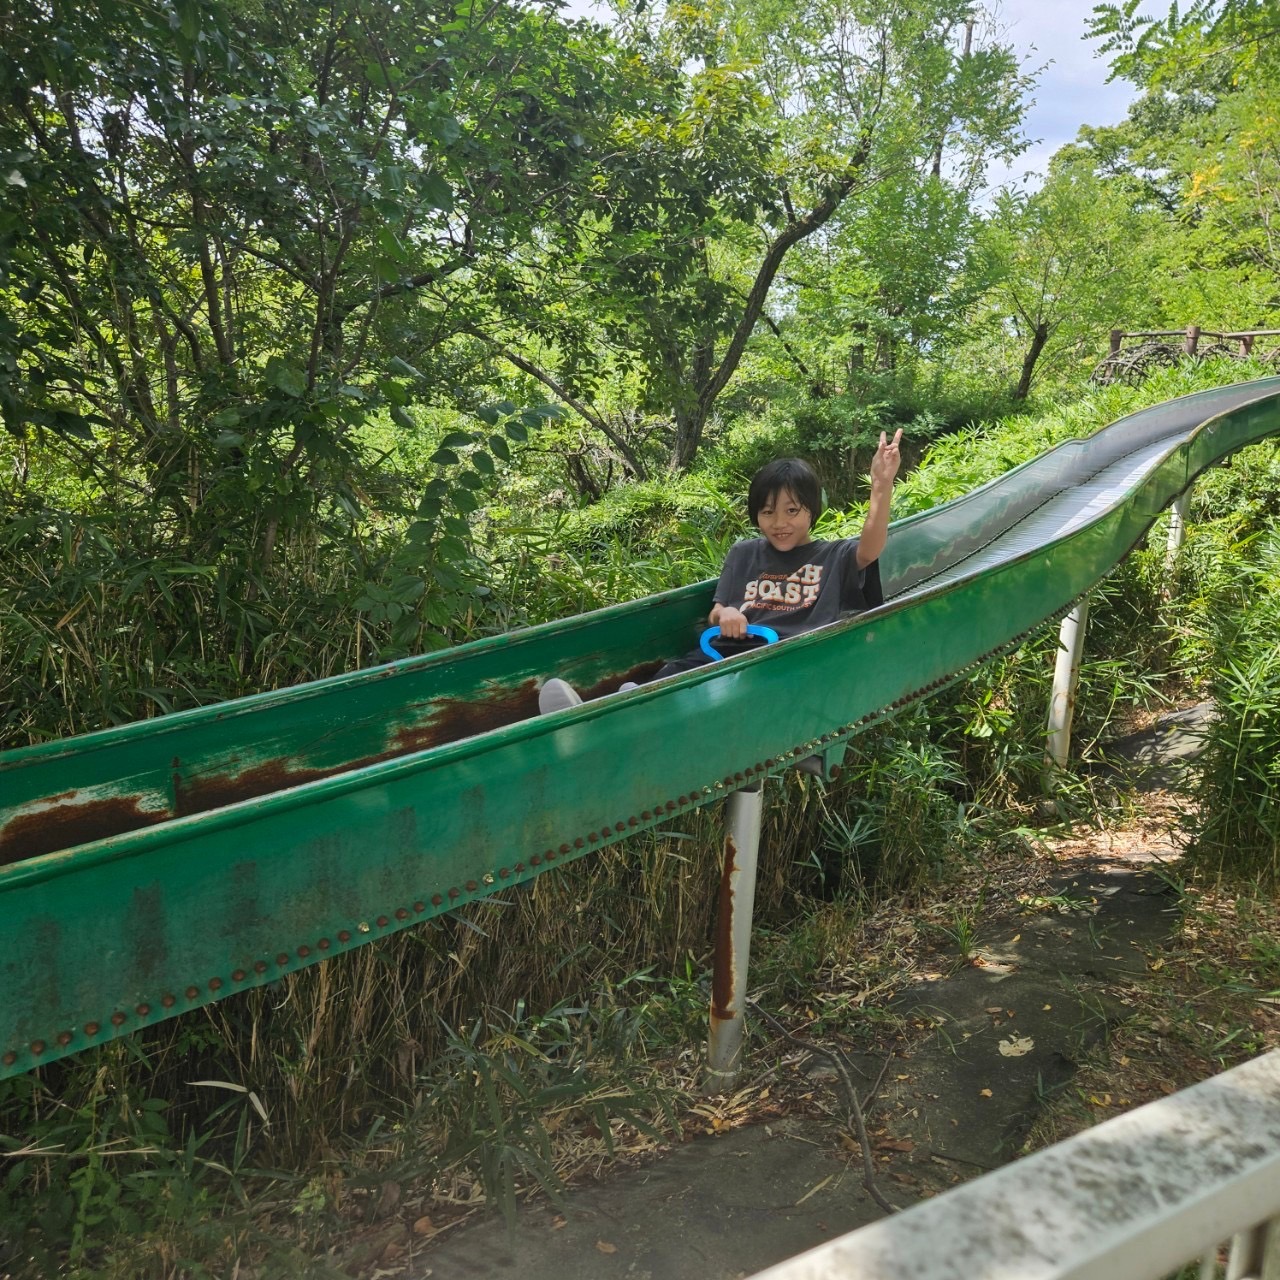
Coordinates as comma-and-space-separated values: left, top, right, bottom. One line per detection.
984, 0, 1148, 191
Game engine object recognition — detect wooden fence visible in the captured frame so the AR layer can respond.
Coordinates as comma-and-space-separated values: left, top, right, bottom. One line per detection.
1110, 325, 1280, 357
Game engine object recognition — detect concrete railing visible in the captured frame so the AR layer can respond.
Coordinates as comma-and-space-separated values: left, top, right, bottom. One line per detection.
749, 1049, 1280, 1280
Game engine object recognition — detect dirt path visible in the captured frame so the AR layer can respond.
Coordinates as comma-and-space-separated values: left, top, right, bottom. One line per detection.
405, 815, 1185, 1279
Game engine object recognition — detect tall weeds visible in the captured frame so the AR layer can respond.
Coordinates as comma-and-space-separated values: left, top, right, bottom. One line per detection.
1184, 527, 1280, 880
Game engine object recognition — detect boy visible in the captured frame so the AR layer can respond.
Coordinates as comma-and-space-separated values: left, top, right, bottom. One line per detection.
539, 429, 903, 711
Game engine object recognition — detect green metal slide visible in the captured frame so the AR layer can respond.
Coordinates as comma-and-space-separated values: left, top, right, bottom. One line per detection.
3, 377, 1280, 1080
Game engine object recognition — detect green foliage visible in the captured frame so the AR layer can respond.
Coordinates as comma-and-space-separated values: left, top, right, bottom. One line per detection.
972, 161, 1168, 398
524, 0, 1029, 468
1158, 436, 1280, 685
1071, 1, 1280, 344
822, 718, 975, 892
0, 0, 615, 449
1088, 0, 1280, 91
0, 398, 552, 744
0, 1052, 267, 1279
1184, 524, 1280, 880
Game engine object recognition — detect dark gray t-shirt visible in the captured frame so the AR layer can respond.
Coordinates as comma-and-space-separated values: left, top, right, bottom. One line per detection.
714, 538, 881, 639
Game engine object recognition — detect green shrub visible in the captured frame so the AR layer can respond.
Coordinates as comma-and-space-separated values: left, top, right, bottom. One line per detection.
1186, 529, 1280, 880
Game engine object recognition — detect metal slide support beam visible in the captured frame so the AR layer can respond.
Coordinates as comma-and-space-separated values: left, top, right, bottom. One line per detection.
1166, 485, 1193, 570
1046, 597, 1090, 773
706, 782, 763, 1091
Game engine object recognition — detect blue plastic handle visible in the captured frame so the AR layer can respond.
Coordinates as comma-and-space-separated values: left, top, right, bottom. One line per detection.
699, 623, 780, 661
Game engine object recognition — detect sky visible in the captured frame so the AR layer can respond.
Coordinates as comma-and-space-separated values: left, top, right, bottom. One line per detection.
985, 0, 1141, 191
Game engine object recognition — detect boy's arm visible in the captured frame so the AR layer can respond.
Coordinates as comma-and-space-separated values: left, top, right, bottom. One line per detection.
710, 542, 750, 638
856, 429, 902, 569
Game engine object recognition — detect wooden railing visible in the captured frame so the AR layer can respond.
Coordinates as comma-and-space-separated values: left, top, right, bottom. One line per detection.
1110, 325, 1280, 357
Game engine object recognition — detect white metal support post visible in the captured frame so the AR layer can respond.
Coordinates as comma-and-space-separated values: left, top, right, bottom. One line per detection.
1166, 485, 1193, 572
1046, 598, 1090, 773
706, 781, 763, 1092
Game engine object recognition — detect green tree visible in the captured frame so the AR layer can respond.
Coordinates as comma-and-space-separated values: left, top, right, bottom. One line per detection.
488, 0, 1028, 472
0, 0, 618, 593
0, 0, 642, 686
1073, 0, 1280, 329
977, 162, 1163, 399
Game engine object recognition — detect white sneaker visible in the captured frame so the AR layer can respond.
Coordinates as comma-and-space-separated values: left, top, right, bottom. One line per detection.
538, 678, 584, 714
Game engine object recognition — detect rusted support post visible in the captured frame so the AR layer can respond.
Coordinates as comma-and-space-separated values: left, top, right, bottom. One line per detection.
1110, 329, 1123, 356
1046, 598, 1090, 776
706, 781, 763, 1092
1165, 485, 1193, 576
1185, 324, 1201, 356
1240, 334, 1255, 357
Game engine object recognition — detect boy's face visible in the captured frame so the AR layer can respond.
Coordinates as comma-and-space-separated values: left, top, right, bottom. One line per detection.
756, 486, 814, 552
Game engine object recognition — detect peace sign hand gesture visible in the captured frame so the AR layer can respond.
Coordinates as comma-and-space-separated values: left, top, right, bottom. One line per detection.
870, 428, 903, 490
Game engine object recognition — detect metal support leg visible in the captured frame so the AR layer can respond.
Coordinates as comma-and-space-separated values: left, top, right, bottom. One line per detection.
705, 782, 763, 1092
1046, 598, 1090, 774
1166, 485, 1193, 575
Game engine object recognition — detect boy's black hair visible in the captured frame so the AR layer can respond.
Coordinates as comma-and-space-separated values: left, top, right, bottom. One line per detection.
748, 458, 823, 526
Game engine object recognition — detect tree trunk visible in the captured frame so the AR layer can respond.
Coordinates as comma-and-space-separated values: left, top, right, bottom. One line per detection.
672, 338, 715, 471
1013, 322, 1050, 400
671, 161, 869, 471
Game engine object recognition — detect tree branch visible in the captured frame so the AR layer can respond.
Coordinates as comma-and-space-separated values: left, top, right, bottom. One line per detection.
468, 332, 647, 479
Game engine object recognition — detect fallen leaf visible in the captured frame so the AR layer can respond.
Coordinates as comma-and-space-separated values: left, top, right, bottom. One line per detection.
551, 1215, 567, 1231
998, 1035, 1034, 1057
876, 1138, 916, 1153
1042, 1003, 1052, 1011
1010, 933, 1021, 943
979, 1088, 993, 1097
596, 1241, 618, 1255
412, 1217, 436, 1237
1150, 958, 1165, 971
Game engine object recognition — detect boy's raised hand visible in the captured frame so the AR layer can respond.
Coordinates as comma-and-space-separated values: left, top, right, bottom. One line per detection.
871, 428, 903, 488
